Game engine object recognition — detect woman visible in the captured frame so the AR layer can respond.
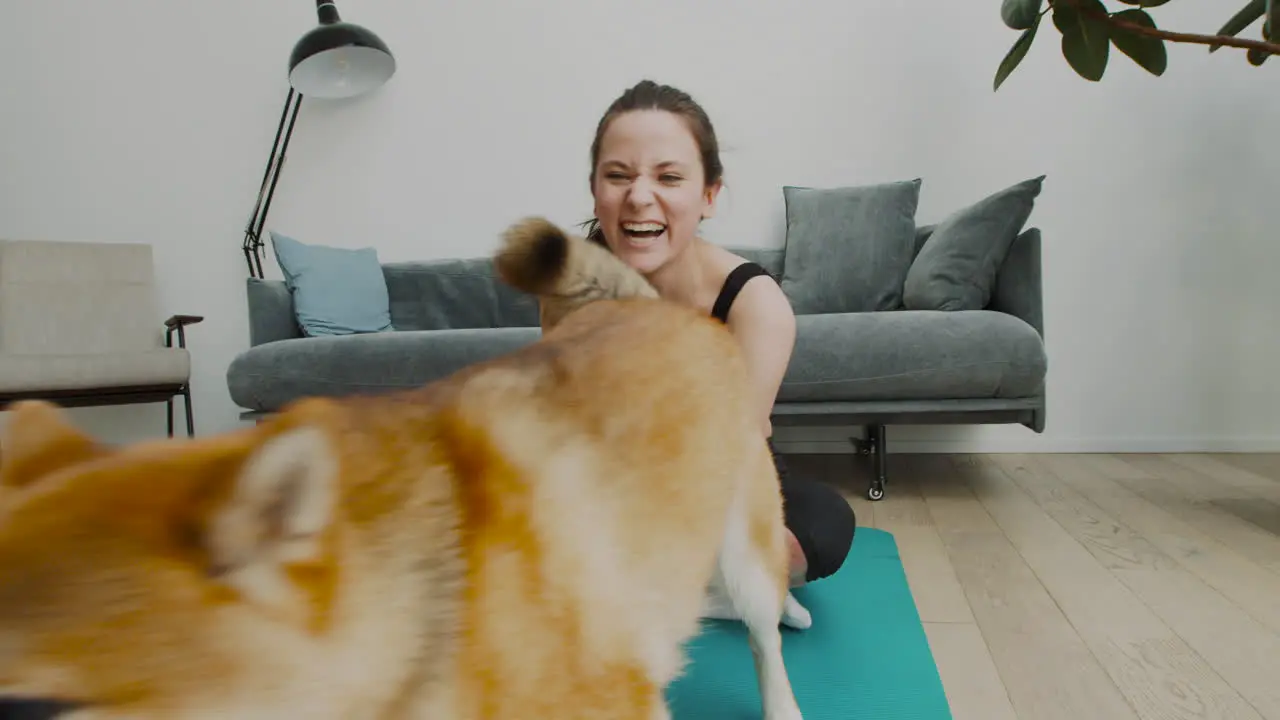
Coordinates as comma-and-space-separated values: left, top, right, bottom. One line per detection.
581, 80, 857, 614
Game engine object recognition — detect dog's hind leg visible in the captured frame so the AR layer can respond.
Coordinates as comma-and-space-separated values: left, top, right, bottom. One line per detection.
712, 445, 804, 720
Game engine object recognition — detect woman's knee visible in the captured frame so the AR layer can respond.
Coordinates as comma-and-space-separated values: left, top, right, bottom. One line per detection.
782, 477, 856, 583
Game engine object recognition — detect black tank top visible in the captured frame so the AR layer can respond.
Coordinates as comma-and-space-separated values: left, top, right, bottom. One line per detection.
710, 262, 774, 324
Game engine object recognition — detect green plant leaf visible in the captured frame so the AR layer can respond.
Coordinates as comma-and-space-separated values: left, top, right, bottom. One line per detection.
1054, 0, 1111, 81
1210, 0, 1266, 52
1114, 0, 1170, 5
1109, 9, 1168, 75
1247, 46, 1270, 64
995, 19, 1041, 90
1001, 0, 1044, 30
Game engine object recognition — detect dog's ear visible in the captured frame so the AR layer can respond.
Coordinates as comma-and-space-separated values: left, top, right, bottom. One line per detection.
203, 425, 337, 607
0, 400, 106, 492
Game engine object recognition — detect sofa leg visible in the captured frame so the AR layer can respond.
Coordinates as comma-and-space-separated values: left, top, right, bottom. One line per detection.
849, 424, 887, 501
166, 398, 175, 438
870, 424, 887, 500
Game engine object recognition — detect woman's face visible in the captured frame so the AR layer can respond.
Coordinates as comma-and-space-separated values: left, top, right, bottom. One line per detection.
591, 110, 720, 277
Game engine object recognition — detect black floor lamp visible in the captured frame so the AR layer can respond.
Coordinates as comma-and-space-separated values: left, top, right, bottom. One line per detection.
242, 0, 396, 278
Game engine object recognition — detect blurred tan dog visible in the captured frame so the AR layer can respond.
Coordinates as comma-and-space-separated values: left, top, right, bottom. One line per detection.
0, 217, 803, 719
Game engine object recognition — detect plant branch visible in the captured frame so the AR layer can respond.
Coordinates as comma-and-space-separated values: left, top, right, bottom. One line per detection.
1056, 0, 1280, 55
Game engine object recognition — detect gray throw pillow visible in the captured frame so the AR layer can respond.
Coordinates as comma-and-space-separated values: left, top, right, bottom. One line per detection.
779, 179, 923, 314
903, 176, 1045, 312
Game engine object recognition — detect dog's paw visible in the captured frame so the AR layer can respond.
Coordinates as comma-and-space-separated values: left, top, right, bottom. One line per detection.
701, 588, 812, 630
781, 592, 812, 630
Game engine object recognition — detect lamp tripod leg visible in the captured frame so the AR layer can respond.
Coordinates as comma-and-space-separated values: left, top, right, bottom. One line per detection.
242, 88, 303, 279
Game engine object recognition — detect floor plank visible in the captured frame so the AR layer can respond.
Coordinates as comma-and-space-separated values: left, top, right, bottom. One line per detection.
970, 454, 1264, 720
910, 455, 1140, 720
1167, 454, 1280, 505
1209, 453, 1280, 483
785, 451, 1280, 720
923, 621, 1017, 720
1105, 455, 1280, 575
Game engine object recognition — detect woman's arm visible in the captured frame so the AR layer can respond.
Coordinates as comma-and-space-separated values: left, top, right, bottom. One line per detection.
724, 277, 797, 438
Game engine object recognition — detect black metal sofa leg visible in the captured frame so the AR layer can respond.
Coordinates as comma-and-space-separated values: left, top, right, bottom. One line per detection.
850, 424, 888, 501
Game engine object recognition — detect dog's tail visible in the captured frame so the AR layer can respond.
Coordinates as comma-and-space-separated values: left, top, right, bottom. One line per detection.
494, 216, 575, 296
494, 216, 658, 302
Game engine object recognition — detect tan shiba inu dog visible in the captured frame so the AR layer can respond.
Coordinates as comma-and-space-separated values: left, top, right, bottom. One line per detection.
0, 217, 803, 719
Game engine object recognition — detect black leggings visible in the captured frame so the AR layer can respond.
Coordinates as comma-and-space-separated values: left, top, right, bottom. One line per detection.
768, 439, 857, 582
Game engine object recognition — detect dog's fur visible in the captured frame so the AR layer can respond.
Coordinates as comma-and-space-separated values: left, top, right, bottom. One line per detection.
0, 217, 802, 719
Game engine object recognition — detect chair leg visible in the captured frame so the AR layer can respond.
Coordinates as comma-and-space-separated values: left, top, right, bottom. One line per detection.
167, 398, 175, 438
182, 386, 195, 438
849, 424, 888, 501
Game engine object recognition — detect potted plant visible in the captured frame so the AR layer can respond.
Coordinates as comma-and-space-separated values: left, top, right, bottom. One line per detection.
994, 0, 1279, 89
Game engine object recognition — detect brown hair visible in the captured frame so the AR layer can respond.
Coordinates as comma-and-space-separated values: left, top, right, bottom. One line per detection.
581, 80, 724, 245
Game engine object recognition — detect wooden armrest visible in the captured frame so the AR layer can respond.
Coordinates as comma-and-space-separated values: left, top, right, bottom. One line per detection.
164, 315, 204, 329
164, 315, 204, 349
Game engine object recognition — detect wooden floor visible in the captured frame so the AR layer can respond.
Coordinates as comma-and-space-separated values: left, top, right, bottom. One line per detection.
789, 451, 1280, 720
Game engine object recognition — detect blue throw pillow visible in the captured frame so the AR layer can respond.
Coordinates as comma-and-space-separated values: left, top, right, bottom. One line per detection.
269, 231, 394, 337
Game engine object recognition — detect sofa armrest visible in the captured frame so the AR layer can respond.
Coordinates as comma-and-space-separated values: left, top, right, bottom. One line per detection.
990, 227, 1043, 338
246, 278, 302, 346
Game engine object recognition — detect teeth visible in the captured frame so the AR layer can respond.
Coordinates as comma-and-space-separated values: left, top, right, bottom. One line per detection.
623, 222, 665, 233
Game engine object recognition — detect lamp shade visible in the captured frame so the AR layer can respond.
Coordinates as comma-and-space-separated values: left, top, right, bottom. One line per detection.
288, 1, 395, 99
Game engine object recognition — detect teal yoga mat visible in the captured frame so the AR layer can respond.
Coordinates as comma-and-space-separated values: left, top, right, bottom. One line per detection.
666, 528, 953, 719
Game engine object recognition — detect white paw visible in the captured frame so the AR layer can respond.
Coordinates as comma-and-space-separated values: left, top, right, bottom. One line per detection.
781, 592, 812, 630
700, 589, 812, 630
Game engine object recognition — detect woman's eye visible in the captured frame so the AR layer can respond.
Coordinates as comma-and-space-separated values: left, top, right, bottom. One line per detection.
660, 174, 682, 183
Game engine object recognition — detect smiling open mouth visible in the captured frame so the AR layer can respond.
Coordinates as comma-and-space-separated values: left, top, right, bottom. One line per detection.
622, 221, 667, 240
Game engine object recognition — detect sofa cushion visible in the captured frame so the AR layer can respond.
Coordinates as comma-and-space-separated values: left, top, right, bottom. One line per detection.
902, 176, 1045, 311
779, 310, 1046, 403
269, 231, 394, 337
0, 349, 190, 393
226, 326, 540, 412
227, 309, 1047, 413
779, 179, 922, 315
383, 258, 540, 331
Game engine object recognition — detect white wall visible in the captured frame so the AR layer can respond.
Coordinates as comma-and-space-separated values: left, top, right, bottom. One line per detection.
2, 1, 1276, 453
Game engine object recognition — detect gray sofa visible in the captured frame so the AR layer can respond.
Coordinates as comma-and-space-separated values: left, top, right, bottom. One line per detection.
226, 177, 1048, 500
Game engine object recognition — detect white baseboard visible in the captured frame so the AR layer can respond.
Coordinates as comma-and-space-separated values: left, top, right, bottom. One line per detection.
769, 437, 1280, 454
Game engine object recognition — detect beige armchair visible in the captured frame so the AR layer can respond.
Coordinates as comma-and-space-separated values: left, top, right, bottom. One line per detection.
0, 239, 202, 437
